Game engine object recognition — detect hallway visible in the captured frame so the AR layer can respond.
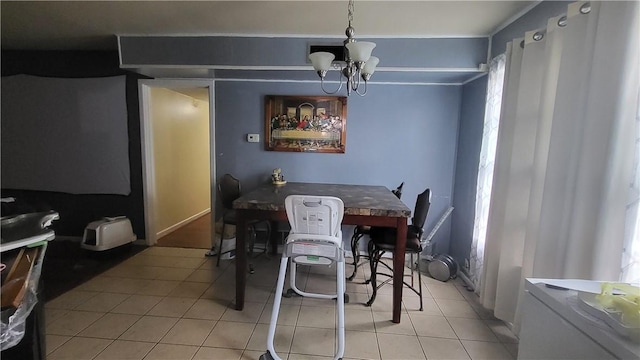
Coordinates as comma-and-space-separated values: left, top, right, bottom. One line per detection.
156, 215, 212, 249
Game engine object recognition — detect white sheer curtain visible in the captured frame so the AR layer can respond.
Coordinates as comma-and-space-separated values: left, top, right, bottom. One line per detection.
470, 54, 506, 290
620, 85, 640, 286
621, 89, 640, 284
479, 1, 640, 333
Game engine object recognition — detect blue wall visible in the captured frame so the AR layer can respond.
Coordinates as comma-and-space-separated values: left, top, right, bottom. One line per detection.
215, 80, 461, 251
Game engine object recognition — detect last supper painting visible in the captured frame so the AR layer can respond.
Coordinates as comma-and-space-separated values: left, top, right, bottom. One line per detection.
265, 95, 347, 153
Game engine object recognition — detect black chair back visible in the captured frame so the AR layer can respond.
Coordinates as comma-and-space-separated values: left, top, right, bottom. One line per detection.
218, 173, 241, 210
412, 188, 431, 230
392, 182, 404, 199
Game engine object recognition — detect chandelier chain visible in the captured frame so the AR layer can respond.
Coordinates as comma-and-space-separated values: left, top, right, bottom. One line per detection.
348, 0, 354, 26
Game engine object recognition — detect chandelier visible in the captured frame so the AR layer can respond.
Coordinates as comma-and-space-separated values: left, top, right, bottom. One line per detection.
308, 0, 378, 96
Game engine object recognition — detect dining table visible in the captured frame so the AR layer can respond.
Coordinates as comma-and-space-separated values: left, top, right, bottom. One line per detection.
232, 181, 412, 323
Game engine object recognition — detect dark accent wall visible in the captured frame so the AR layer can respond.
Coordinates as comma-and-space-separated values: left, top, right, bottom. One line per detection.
451, 76, 488, 268
120, 36, 488, 69
119, 36, 488, 84
1, 51, 147, 238
215, 80, 461, 251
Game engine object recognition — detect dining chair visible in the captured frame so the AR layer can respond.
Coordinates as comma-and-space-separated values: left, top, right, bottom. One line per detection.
205, 173, 271, 272
262, 195, 346, 360
347, 182, 403, 281
365, 188, 430, 311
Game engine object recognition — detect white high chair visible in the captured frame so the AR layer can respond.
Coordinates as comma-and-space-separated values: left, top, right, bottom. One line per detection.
261, 195, 346, 360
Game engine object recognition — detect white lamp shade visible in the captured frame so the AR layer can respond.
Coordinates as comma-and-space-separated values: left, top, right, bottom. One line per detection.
362, 56, 379, 75
309, 52, 335, 71
345, 41, 376, 62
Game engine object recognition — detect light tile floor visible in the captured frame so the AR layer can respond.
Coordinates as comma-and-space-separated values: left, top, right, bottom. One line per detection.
45, 247, 519, 359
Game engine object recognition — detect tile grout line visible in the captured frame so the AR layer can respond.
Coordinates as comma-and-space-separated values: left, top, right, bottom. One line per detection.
46, 248, 518, 360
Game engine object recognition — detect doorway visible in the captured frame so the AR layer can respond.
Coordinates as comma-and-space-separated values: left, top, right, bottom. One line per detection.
138, 79, 216, 248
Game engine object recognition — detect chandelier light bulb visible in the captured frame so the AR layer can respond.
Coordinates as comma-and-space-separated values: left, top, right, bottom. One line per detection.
309, 52, 336, 72
362, 56, 379, 76
345, 41, 376, 63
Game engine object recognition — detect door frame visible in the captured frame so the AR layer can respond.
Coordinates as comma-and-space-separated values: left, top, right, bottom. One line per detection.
138, 79, 216, 246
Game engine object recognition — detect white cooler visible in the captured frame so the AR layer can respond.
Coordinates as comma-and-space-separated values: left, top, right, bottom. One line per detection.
82, 216, 136, 251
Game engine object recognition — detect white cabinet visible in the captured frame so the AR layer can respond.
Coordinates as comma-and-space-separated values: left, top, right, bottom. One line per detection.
518, 279, 639, 360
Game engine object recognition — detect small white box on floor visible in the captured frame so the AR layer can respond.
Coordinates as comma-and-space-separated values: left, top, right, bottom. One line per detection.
82, 216, 136, 251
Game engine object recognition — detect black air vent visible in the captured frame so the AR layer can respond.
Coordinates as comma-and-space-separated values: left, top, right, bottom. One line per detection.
309, 45, 345, 62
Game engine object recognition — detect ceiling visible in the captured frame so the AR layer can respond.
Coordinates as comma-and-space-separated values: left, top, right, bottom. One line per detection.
1, 1, 537, 51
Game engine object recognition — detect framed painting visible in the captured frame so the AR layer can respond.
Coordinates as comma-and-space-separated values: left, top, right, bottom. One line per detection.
265, 95, 347, 153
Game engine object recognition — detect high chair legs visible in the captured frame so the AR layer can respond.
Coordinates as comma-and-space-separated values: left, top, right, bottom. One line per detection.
263, 256, 346, 360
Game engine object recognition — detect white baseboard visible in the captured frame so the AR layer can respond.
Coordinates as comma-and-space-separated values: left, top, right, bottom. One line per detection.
156, 209, 210, 238
457, 268, 476, 292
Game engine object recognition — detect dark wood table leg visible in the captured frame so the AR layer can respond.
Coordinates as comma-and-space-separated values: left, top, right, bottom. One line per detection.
235, 213, 248, 311
392, 217, 408, 323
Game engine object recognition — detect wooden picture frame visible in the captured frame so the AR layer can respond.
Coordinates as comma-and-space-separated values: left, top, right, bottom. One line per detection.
265, 95, 347, 153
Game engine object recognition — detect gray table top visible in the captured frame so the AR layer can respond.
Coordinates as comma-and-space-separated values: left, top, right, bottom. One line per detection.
233, 182, 411, 217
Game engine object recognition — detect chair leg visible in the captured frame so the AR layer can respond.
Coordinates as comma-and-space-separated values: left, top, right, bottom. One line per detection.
410, 253, 415, 288
248, 222, 272, 257
417, 252, 423, 311
366, 247, 383, 307
248, 225, 256, 255
264, 221, 272, 256
363, 247, 425, 311
408, 252, 423, 311
336, 259, 346, 359
248, 225, 256, 274
247, 223, 272, 275
265, 256, 289, 359
347, 230, 362, 281
216, 222, 226, 267
205, 221, 219, 257
270, 221, 279, 256
364, 240, 375, 285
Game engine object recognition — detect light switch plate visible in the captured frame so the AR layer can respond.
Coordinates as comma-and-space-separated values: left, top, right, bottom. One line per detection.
247, 134, 259, 143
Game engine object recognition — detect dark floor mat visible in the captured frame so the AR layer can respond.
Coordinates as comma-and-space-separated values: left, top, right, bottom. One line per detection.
42, 240, 146, 301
